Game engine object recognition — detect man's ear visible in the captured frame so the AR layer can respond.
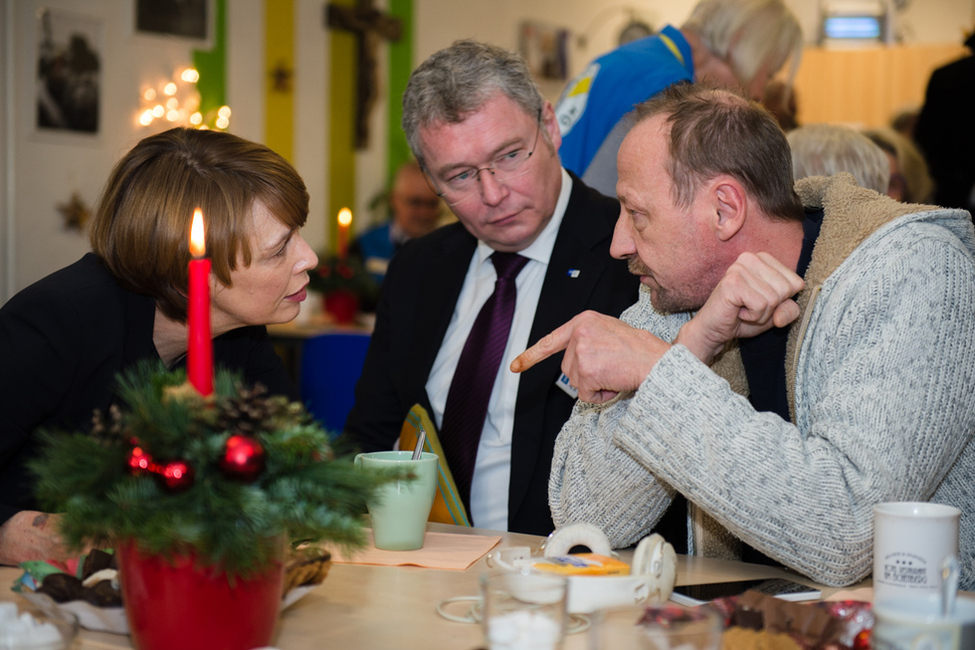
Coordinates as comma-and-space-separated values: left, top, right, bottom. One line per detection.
710, 177, 746, 242
541, 101, 562, 152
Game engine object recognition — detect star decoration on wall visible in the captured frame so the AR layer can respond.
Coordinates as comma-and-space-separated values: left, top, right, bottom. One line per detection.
57, 192, 91, 231
271, 61, 293, 93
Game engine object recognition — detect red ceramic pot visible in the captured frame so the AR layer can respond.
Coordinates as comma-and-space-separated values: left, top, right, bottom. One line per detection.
117, 540, 285, 650
324, 289, 359, 324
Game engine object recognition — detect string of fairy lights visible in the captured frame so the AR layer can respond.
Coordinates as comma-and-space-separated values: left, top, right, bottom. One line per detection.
137, 67, 231, 131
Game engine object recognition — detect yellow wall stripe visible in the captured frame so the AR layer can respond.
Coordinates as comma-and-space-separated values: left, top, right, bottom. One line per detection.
328, 0, 357, 255
264, 0, 295, 162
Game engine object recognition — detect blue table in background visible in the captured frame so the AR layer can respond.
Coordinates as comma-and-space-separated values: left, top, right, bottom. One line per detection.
268, 313, 373, 436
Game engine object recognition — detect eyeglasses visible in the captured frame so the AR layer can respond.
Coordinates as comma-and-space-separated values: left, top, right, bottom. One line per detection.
429, 110, 542, 206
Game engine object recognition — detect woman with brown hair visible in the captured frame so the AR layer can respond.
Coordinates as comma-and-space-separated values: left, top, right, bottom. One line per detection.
0, 127, 318, 565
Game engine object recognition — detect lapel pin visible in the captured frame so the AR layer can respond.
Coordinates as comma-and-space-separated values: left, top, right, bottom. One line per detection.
567, 269, 581, 278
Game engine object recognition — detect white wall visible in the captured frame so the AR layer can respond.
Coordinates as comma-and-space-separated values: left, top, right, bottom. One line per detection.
2, 0, 973, 301
293, 0, 331, 252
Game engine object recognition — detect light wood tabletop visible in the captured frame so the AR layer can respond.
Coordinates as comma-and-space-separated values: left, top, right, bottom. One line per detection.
1, 522, 863, 650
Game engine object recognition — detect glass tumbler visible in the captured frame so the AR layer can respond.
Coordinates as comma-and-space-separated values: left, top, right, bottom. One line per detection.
480, 569, 569, 650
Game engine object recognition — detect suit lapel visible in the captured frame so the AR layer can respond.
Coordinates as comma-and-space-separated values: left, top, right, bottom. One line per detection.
508, 177, 617, 516
403, 226, 477, 399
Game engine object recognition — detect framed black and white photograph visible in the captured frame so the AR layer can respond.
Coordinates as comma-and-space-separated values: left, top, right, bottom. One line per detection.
134, 0, 211, 44
36, 7, 102, 135
519, 21, 570, 82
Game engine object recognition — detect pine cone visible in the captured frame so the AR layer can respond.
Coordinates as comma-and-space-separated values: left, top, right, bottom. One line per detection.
214, 383, 289, 434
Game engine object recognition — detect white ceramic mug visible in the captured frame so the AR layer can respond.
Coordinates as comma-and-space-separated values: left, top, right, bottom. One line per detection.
873, 502, 960, 604
873, 594, 975, 650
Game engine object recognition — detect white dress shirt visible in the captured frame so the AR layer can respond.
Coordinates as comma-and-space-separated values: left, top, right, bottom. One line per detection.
425, 168, 574, 531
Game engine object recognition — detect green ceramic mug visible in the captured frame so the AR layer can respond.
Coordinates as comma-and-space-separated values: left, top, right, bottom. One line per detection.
354, 451, 439, 551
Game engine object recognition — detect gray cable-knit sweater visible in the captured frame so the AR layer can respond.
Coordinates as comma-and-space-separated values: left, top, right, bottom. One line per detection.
549, 173, 975, 589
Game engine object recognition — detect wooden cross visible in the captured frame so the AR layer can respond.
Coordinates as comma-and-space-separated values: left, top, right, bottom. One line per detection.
326, 0, 402, 149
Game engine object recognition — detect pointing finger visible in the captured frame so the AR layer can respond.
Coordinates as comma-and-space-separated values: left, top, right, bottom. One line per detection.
510, 321, 574, 373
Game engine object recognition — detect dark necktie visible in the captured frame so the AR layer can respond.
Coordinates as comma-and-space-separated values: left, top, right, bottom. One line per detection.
439, 252, 529, 514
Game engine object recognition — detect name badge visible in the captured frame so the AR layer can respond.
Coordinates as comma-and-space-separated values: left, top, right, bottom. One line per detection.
556, 373, 579, 398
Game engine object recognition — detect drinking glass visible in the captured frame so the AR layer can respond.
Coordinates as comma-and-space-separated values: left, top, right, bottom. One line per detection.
480, 569, 568, 650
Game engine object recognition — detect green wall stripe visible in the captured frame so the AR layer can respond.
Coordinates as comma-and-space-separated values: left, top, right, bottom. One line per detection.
387, 0, 413, 186
193, 0, 226, 122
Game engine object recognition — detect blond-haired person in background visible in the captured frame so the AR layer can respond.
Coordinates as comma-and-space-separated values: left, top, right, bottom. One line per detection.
788, 123, 890, 194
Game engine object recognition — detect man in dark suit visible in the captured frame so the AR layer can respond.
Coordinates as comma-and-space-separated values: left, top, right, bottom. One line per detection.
344, 40, 639, 536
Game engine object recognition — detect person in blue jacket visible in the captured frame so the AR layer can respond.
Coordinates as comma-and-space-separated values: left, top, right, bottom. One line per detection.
556, 0, 803, 196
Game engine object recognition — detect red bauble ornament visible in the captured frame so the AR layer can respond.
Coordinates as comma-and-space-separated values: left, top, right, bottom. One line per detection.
128, 446, 154, 473
161, 460, 195, 491
127, 443, 195, 492
220, 434, 266, 482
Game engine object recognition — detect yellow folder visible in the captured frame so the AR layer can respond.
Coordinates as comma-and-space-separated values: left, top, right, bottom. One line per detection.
398, 404, 471, 527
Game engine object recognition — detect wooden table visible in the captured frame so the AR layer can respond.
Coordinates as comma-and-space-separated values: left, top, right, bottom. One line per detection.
0, 523, 860, 650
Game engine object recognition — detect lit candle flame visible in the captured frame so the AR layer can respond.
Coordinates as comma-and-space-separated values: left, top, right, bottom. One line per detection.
190, 209, 206, 257
338, 208, 352, 227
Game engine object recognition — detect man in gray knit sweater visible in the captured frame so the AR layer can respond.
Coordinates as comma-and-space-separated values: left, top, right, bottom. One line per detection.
513, 83, 975, 589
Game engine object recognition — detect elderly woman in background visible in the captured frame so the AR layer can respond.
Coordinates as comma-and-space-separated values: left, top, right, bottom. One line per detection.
0, 127, 318, 565
787, 123, 890, 194
864, 127, 935, 204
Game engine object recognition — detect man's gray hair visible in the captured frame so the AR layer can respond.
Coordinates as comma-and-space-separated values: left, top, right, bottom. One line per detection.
402, 39, 544, 162
682, 0, 803, 87
788, 124, 890, 194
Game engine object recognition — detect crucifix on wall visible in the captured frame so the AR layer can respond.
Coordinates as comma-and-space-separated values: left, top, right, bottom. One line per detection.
326, 0, 402, 148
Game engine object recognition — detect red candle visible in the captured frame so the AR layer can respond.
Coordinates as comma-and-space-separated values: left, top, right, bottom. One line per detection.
187, 208, 213, 396
337, 208, 352, 259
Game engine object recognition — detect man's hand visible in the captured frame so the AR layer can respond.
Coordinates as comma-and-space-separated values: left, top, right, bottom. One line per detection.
511, 310, 671, 403
0, 511, 80, 566
676, 252, 805, 364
